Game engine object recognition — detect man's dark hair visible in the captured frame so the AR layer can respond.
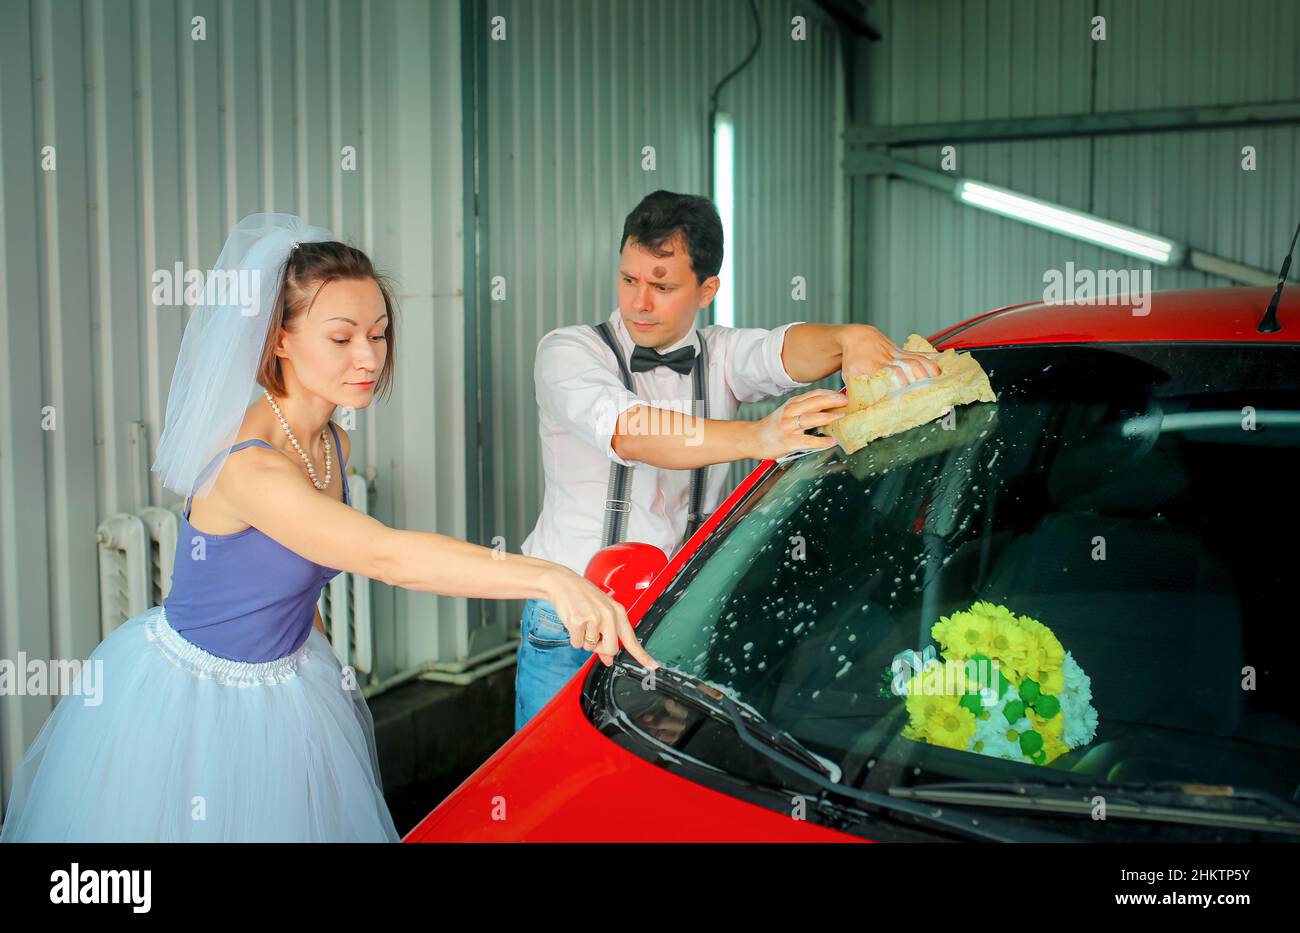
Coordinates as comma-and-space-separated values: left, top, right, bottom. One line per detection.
619, 190, 723, 283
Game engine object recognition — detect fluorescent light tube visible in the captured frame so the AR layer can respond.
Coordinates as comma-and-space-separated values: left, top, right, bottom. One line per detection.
713, 112, 735, 327
956, 180, 1183, 265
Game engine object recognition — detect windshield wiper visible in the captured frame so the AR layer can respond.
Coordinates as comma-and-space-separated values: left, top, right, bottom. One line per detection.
615, 662, 841, 782
891, 780, 1300, 836
610, 660, 1074, 842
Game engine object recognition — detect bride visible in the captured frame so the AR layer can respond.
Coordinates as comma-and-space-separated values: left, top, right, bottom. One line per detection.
0, 212, 656, 842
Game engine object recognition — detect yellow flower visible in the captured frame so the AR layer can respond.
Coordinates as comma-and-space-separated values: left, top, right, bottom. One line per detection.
908, 692, 977, 751
984, 617, 1033, 677
933, 602, 1043, 675
931, 610, 993, 661
1028, 708, 1064, 742
902, 678, 947, 741
1025, 708, 1070, 763
1015, 614, 1065, 682
1041, 732, 1070, 765
1039, 668, 1065, 696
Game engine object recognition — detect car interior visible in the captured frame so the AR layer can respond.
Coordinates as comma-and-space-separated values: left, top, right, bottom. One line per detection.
624, 344, 1300, 810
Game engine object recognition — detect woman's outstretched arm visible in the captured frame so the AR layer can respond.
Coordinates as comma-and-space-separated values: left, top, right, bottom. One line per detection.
214, 444, 657, 669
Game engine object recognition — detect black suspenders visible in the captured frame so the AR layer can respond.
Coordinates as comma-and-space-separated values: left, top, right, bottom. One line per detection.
591, 322, 634, 547
590, 322, 710, 549
685, 334, 710, 538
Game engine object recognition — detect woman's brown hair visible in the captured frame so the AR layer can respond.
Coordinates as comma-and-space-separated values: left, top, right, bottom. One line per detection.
256, 240, 398, 401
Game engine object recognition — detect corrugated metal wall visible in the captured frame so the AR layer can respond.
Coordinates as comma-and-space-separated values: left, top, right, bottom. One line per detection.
477, 0, 849, 631
17, 0, 1286, 816
856, 0, 1300, 341
0, 0, 471, 810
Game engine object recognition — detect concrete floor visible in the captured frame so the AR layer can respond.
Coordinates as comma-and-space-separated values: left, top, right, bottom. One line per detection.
369, 662, 517, 837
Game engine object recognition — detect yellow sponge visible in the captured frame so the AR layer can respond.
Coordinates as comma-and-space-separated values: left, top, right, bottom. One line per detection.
825, 335, 997, 454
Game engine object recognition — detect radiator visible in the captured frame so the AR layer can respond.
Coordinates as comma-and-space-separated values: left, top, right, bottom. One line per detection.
95, 505, 182, 638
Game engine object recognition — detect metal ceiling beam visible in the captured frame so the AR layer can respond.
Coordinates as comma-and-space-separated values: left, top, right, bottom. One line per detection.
845, 100, 1300, 149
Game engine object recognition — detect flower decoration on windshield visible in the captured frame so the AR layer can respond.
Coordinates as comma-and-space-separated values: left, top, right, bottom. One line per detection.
885, 601, 1098, 766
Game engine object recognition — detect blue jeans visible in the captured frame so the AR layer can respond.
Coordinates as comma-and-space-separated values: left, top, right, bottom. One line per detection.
513, 598, 592, 732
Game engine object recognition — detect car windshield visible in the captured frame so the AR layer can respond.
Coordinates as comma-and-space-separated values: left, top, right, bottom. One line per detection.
615, 341, 1300, 834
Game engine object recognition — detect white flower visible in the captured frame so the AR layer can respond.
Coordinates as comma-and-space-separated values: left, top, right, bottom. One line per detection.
973, 712, 1027, 762
1063, 703, 1099, 748
1062, 652, 1093, 704
1059, 652, 1099, 748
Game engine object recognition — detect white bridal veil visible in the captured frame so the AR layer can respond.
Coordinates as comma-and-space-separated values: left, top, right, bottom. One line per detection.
151, 212, 333, 500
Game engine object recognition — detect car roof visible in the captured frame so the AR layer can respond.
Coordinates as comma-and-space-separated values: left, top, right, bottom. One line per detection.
930, 286, 1300, 350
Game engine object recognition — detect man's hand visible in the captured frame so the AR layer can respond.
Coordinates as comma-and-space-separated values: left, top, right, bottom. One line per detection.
746, 389, 847, 460
839, 323, 941, 384
781, 322, 941, 385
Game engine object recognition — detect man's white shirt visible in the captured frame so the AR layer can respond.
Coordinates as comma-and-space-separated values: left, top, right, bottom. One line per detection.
521, 308, 810, 574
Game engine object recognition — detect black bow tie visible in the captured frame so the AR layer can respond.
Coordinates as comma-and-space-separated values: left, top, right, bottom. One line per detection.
629, 343, 698, 375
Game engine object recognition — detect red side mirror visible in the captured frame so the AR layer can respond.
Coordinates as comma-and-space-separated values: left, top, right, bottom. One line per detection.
583, 542, 669, 611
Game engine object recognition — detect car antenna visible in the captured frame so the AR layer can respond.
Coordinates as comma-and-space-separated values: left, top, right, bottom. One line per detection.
1257, 216, 1300, 334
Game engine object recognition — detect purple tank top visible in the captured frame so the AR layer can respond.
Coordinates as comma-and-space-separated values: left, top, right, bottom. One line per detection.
162, 422, 349, 662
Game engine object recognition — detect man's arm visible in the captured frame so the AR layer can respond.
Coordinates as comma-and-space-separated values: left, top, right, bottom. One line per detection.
611, 407, 759, 468
611, 323, 942, 469
611, 390, 847, 469
780, 323, 941, 384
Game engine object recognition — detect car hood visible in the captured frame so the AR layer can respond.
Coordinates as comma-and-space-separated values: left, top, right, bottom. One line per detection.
403, 666, 859, 842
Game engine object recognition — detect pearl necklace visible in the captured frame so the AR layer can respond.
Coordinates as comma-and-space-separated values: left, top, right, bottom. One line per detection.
263, 389, 331, 490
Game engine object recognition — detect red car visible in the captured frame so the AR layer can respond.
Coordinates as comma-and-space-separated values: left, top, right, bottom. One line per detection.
406, 286, 1300, 842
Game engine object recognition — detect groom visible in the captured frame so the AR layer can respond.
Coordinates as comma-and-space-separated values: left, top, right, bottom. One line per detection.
514, 189, 939, 730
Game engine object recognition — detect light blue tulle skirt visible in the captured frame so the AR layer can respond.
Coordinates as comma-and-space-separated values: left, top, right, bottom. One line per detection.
0, 604, 400, 842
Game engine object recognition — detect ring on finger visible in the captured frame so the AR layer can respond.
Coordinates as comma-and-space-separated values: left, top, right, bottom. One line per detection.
795, 413, 803, 430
